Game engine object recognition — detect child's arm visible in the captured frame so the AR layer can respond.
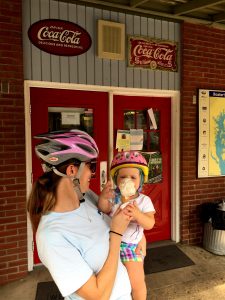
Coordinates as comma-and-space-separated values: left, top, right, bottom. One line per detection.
98, 181, 114, 214
125, 201, 155, 230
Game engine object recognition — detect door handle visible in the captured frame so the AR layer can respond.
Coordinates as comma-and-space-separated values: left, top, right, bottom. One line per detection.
100, 161, 107, 191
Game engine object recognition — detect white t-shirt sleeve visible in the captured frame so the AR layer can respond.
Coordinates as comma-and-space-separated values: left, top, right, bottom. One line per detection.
38, 232, 93, 297
141, 195, 156, 213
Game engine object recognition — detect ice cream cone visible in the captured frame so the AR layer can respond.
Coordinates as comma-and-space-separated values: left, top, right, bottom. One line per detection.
121, 195, 128, 203
119, 178, 136, 201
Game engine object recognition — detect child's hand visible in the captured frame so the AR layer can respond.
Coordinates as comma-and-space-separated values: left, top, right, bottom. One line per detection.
123, 201, 141, 221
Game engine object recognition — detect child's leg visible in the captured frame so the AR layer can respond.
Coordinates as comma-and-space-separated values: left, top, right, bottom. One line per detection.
123, 261, 147, 300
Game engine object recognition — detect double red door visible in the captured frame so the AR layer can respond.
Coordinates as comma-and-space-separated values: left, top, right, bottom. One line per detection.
30, 88, 171, 263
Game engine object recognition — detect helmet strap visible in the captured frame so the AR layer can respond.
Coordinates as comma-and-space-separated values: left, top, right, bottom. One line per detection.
72, 178, 85, 202
138, 171, 144, 192
72, 162, 86, 202
52, 163, 86, 202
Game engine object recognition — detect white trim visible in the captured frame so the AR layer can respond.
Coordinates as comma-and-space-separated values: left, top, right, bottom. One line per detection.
24, 80, 180, 270
109, 91, 114, 184
24, 83, 34, 271
171, 92, 180, 242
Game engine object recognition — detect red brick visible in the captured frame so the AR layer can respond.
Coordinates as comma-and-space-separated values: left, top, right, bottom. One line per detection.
181, 22, 225, 246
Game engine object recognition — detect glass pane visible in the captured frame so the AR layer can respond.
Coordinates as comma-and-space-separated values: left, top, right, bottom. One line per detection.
154, 110, 160, 129
48, 107, 94, 136
80, 110, 94, 135
150, 131, 160, 151
137, 111, 147, 130
124, 111, 135, 129
142, 131, 148, 151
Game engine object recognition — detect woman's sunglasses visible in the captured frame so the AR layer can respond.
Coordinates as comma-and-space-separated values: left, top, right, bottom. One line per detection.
85, 160, 97, 173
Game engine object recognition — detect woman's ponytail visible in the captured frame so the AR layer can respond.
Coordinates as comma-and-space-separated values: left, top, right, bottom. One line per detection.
27, 172, 61, 231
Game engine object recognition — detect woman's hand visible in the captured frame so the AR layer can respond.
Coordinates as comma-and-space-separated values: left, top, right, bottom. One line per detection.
110, 207, 131, 235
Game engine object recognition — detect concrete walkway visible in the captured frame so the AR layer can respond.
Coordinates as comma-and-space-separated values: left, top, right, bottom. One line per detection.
1, 244, 225, 300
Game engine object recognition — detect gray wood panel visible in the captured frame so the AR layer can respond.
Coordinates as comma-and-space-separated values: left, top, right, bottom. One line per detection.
50, 0, 60, 82
23, 0, 181, 91
30, 0, 42, 81
40, 0, 51, 82
68, 3, 78, 84
86, 6, 95, 86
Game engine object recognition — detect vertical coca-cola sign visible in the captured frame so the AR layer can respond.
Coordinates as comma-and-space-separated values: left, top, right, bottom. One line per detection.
28, 19, 92, 56
128, 36, 178, 72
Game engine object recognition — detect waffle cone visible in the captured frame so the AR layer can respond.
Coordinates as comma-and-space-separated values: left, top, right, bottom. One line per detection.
121, 195, 128, 203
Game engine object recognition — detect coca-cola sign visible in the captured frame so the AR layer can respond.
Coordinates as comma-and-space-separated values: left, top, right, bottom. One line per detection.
28, 19, 92, 56
128, 36, 177, 72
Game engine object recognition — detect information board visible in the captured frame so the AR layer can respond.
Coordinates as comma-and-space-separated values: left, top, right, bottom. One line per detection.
198, 89, 225, 178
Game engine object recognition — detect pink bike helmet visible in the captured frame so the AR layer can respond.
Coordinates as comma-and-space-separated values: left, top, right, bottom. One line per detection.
35, 129, 99, 167
110, 151, 149, 183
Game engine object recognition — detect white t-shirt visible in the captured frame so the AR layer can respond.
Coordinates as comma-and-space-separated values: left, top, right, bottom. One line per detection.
36, 190, 131, 300
110, 193, 155, 244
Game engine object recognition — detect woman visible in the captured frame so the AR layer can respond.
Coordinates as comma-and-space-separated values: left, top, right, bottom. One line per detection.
27, 130, 132, 300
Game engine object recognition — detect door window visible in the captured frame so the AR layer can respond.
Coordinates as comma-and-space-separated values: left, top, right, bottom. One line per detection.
48, 107, 94, 136
123, 109, 160, 152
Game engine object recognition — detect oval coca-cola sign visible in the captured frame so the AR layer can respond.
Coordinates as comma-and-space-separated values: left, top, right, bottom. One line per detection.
28, 19, 92, 56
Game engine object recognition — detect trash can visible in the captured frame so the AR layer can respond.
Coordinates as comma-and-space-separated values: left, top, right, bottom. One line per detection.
201, 200, 225, 255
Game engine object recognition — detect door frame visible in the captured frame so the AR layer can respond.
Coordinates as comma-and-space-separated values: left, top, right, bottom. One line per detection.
25, 80, 180, 271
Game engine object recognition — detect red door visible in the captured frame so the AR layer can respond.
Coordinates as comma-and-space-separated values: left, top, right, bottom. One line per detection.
113, 95, 171, 243
30, 87, 108, 263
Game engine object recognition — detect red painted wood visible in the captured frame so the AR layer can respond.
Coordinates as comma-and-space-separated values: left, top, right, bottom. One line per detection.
113, 95, 171, 242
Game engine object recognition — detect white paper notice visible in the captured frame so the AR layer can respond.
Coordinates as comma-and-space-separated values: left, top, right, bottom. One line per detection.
130, 129, 143, 150
148, 108, 157, 129
61, 112, 80, 125
116, 130, 130, 151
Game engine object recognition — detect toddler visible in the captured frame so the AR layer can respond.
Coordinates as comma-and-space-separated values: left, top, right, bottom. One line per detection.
98, 151, 155, 300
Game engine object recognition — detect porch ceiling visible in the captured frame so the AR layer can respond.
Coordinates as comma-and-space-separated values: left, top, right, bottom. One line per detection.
59, 0, 225, 28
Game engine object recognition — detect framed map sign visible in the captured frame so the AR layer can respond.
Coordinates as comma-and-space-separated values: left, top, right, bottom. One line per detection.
198, 89, 225, 178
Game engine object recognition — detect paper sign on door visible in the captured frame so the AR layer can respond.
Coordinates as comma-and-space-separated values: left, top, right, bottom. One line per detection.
116, 130, 130, 151
130, 129, 143, 150
116, 129, 144, 151
148, 108, 157, 129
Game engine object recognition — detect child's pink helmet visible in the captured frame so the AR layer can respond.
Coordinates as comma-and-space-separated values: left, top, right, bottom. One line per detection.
110, 151, 149, 183
34, 129, 99, 167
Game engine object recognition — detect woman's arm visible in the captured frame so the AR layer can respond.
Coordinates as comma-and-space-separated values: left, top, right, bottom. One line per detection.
76, 209, 130, 300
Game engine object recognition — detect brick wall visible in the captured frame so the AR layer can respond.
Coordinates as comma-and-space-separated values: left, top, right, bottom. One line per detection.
181, 22, 225, 244
0, 0, 27, 285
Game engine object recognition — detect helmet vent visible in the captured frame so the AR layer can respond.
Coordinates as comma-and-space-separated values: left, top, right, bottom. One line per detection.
77, 143, 95, 154
51, 144, 70, 151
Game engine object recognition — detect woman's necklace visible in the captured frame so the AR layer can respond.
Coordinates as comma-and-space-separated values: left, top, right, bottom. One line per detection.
75, 203, 92, 222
